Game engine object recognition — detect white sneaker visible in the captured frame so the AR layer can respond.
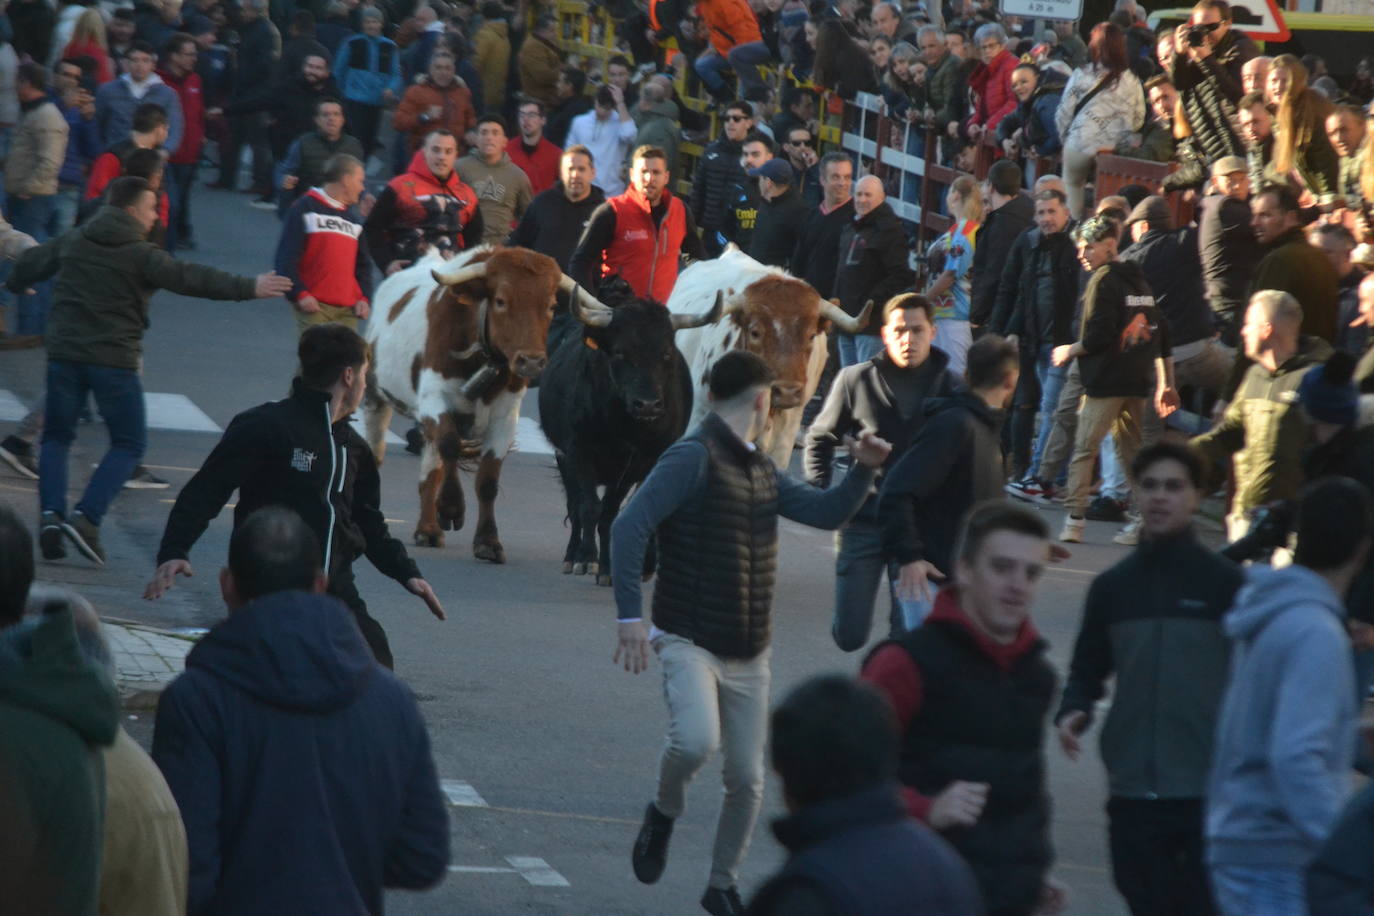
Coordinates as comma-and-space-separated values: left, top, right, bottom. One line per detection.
1059, 516, 1084, 543
1113, 518, 1142, 546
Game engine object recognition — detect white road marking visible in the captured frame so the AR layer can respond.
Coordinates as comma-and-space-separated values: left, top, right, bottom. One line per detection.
0, 389, 27, 422
441, 779, 488, 807
513, 417, 555, 456
446, 859, 569, 887
143, 393, 222, 432
348, 413, 405, 445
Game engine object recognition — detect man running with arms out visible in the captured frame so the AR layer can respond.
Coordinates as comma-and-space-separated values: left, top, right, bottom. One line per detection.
146, 324, 446, 670
610, 351, 890, 916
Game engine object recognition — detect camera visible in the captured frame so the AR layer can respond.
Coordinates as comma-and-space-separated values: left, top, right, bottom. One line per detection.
1185, 21, 1220, 46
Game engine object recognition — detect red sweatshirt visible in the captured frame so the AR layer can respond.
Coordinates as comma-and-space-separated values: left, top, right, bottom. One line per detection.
860, 587, 1045, 821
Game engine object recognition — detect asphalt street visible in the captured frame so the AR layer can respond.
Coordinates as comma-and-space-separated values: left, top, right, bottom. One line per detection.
0, 183, 1174, 915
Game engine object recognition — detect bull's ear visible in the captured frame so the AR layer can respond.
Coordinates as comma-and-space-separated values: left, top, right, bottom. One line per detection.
817, 317, 833, 335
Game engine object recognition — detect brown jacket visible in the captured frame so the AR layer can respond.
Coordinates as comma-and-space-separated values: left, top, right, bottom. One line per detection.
100, 729, 189, 916
393, 78, 477, 152
472, 19, 510, 111
5, 99, 68, 197
518, 34, 563, 109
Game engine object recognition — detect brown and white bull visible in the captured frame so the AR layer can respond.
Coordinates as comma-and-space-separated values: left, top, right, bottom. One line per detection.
363, 245, 606, 561
666, 246, 870, 466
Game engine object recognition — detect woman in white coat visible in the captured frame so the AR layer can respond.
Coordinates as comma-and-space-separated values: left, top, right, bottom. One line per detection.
1054, 22, 1146, 218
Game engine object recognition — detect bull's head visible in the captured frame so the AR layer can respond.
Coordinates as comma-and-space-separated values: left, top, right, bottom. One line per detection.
720, 279, 873, 412
573, 290, 723, 422
433, 249, 613, 380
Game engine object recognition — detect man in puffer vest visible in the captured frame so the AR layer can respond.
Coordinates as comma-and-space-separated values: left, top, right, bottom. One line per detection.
862, 501, 1065, 916
610, 351, 891, 916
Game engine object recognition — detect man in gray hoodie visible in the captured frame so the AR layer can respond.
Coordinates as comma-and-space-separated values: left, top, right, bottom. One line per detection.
1206, 476, 1369, 915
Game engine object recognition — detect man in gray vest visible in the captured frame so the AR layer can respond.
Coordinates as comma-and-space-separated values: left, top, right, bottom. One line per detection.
610, 350, 890, 916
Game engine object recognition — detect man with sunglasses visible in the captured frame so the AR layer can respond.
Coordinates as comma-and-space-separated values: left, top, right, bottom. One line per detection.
780, 126, 822, 207
1167, 0, 1258, 164
689, 101, 754, 258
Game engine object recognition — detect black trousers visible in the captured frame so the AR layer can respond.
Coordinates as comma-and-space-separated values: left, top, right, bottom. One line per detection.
1107, 796, 1216, 916
330, 573, 394, 670
344, 100, 383, 162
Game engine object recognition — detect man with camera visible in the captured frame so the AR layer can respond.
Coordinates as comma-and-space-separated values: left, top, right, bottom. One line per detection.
1168, 0, 1258, 165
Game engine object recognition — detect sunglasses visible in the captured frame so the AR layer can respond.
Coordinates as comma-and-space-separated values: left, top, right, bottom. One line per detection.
724, 114, 750, 122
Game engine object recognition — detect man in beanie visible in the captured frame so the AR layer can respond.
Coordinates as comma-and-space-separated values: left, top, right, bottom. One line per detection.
1121, 196, 1232, 435
1192, 289, 1332, 540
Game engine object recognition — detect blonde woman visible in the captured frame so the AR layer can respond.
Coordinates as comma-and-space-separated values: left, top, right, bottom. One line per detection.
61, 8, 114, 84
923, 174, 983, 375
1268, 54, 1338, 200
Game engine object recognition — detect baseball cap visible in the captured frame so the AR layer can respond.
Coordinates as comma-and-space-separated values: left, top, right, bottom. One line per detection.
747, 159, 793, 185
1211, 155, 1247, 178
1125, 195, 1172, 229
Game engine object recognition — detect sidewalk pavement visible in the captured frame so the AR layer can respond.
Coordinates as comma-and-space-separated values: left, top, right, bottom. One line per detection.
103, 619, 203, 709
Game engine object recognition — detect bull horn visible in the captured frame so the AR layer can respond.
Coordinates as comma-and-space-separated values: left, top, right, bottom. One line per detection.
568, 284, 613, 328
432, 258, 488, 286
558, 273, 616, 315
671, 290, 724, 330
819, 299, 873, 335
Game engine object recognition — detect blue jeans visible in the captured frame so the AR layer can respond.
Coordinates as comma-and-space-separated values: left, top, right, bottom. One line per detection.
832, 508, 906, 651
1100, 432, 1129, 500
40, 360, 146, 525
1031, 344, 1069, 478
1209, 864, 1305, 916
54, 184, 82, 233
166, 162, 198, 251
694, 41, 772, 94
837, 333, 884, 368
7, 194, 59, 335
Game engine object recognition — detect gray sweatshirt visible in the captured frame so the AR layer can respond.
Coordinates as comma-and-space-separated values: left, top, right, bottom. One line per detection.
611, 424, 875, 622
1206, 563, 1358, 869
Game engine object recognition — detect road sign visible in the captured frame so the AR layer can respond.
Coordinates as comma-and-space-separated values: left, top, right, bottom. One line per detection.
1000, 0, 1084, 22
1229, 0, 1289, 41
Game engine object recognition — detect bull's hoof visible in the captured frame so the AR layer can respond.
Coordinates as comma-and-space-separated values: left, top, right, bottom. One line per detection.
473, 539, 505, 564
596, 573, 613, 587
561, 561, 573, 574
414, 529, 445, 548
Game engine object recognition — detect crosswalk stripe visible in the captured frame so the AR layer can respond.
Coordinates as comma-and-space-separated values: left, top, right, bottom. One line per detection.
514, 417, 555, 456
0, 390, 27, 422
441, 779, 489, 807
142, 393, 221, 432
348, 414, 405, 446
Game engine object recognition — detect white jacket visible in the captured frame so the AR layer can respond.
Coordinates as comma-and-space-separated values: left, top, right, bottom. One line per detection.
1054, 65, 1146, 156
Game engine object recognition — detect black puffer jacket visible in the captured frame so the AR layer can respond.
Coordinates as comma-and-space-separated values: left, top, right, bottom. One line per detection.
832, 201, 914, 335
989, 222, 1080, 350
1168, 29, 1257, 163
970, 194, 1034, 327
652, 413, 779, 659
689, 134, 745, 234
1078, 259, 1172, 398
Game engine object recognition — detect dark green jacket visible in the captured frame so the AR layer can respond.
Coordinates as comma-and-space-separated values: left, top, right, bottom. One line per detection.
1193, 336, 1332, 515
1249, 226, 1341, 343
927, 50, 963, 128
0, 608, 120, 916
1056, 530, 1241, 799
8, 206, 258, 370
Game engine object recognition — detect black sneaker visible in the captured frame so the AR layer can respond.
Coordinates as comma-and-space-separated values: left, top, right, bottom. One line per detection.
1086, 495, 1128, 522
124, 465, 170, 489
0, 437, 38, 480
61, 511, 105, 565
39, 511, 66, 560
700, 886, 745, 916
631, 802, 674, 885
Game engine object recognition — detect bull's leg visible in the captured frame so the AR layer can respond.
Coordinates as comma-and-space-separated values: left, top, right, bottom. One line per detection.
362, 392, 392, 467
414, 436, 446, 548
571, 480, 601, 577
593, 482, 631, 587
435, 416, 465, 532
472, 452, 506, 563
554, 453, 583, 574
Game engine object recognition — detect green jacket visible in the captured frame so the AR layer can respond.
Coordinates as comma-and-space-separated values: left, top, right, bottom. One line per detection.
8, 206, 258, 370
927, 50, 963, 128
1249, 226, 1341, 343
634, 100, 681, 179
0, 608, 120, 916
1192, 336, 1331, 515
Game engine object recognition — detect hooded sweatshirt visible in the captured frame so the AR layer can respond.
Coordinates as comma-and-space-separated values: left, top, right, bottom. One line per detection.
1206, 564, 1357, 870
366, 150, 483, 268
1077, 259, 1171, 399
151, 591, 450, 915
6, 205, 257, 370
0, 608, 120, 916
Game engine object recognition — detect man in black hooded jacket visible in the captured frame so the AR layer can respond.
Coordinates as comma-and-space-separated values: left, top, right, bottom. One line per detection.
145, 324, 446, 669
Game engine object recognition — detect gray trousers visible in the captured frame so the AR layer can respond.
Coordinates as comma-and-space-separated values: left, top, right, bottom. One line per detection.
831, 505, 915, 652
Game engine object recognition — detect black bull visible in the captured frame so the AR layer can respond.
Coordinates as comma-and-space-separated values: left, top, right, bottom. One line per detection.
538, 290, 723, 585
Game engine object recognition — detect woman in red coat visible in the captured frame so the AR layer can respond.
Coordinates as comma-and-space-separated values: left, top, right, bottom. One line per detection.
965, 23, 1018, 143
61, 8, 115, 85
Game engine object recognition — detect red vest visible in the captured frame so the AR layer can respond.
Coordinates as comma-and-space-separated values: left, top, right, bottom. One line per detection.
603, 187, 686, 304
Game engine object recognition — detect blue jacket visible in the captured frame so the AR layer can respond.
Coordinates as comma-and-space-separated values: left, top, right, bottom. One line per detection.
94, 74, 185, 154
334, 33, 403, 106
1206, 564, 1358, 870
52, 92, 102, 187
151, 591, 449, 915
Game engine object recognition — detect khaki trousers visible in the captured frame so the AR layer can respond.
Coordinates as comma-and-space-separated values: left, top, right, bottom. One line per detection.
294, 302, 360, 335
1065, 395, 1144, 517
652, 633, 770, 890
